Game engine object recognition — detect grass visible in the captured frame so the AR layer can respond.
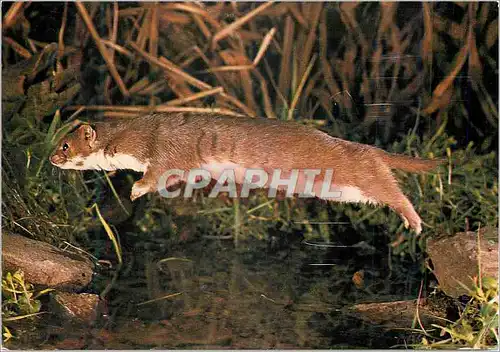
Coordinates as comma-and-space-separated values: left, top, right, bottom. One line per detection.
2, 270, 52, 344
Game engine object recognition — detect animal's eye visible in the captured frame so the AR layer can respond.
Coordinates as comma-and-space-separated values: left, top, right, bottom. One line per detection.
62, 143, 69, 152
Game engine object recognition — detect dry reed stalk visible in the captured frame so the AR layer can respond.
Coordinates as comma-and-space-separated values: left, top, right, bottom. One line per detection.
135, 5, 151, 51
288, 54, 317, 120
374, 4, 399, 103
466, 3, 497, 124
433, 14, 468, 42
297, 3, 322, 80
378, 2, 396, 37
104, 3, 119, 104
253, 27, 276, 66
75, 2, 130, 97
229, 1, 242, 15
26, 38, 38, 53
311, 89, 334, 121
191, 45, 231, 91
122, 9, 147, 87
211, 2, 274, 48
252, 69, 276, 119
277, 15, 295, 107
467, 3, 481, 81
341, 2, 370, 64
218, 49, 257, 112
238, 30, 265, 42
288, 3, 308, 29
237, 67, 257, 115
163, 87, 224, 106
204, 1, 224, 19
173, 45, 201, 68
2, 2, 25, 31
343, 43, 358, 91
123, 7, 146, 45
192, 13, 212, 40
262, 58, 288, 108
163, 3, 221, 31
173, 46, 197, 66
118, 7, 143, 17
398, 72, 425, 102
163, 72, 194, 100
24, 38, 48, 49
471, 79, 499, 124
422, 2, 433, 63
205, 27, 276, 72
319, 12, 340, 98
137, 81, 167, 97
398, 31, 413, 56
485, 18, 498, 50
130, 41, 210, 90
103, 111, 142, 119
368, 49, 382, 104
101, 40, 134, 58
158, 10, 191, 26
105, 4, 112, 34
478, 2, 491, 27
128, 77, 151, 95
259, 2, 288, 17
75, 3, 100, 53
301, 69, 323, 116
360, 70, 373, 107
388, 25, 403, 101
301, 3, 312, 20
69, 105, 245, 117
270, 35, 283, 56
149, 2, 159, 58
57, 2, 68, 62
187, 47, 255, 116
3, 37, 32, 59
73, 5, 84, 46
423, 37, 470, 115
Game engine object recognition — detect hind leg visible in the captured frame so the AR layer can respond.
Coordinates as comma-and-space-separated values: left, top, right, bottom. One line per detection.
362, 169, 423, 234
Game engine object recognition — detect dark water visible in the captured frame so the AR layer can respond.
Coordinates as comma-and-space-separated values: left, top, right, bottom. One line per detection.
16, 198, 427, 350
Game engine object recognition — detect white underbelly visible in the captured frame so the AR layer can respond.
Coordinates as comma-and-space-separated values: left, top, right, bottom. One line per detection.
199, 159, 377, 204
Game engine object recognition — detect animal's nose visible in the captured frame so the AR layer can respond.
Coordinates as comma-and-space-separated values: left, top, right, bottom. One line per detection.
50, 154, 60, 165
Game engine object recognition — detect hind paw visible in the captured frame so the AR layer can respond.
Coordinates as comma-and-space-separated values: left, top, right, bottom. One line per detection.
402, 216, 410, 229
401, 215, 422, 234
414, 222, 422, 235
408, 217, 422, 234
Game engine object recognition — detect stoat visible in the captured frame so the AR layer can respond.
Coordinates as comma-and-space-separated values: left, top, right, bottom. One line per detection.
50, 112, 443, 234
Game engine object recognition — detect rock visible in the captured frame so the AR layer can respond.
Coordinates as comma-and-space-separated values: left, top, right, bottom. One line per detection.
352, 298, 446, 329
2, 233, 94, 291
427, 227, 498, 297
49, 292, 102, 325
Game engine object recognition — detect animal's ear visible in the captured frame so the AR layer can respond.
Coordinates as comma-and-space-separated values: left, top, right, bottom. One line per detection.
76, 124, 96, 145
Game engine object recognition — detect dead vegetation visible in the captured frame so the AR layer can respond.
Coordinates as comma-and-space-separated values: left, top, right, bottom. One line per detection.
3, 2, 497, 135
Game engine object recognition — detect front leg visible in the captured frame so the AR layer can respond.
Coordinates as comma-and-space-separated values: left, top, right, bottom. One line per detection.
130, 168, 184, 201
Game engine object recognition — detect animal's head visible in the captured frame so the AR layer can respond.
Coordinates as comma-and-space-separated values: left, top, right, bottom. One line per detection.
50, 124, 97, 170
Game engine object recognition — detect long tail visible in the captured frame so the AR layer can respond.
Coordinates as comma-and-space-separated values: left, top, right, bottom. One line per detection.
376, 150, 445, 173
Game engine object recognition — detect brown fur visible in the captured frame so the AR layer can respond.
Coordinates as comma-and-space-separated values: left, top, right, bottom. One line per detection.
50, 112, 444, 233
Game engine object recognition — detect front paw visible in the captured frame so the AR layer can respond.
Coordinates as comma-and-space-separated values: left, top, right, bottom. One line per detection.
130, 181, 152, 201
402, 215, 422, 235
